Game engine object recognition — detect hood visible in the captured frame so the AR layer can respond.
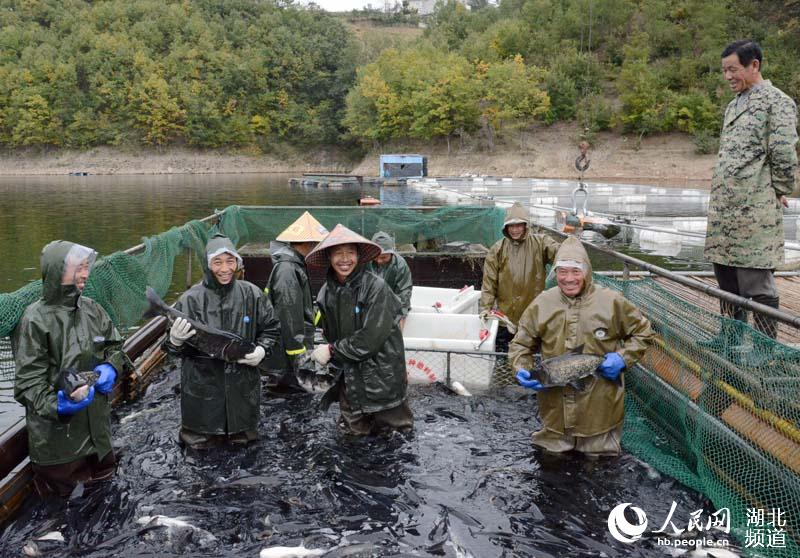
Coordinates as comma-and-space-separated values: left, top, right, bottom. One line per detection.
276, 211, 329, 243
41, 240, 97, 306
305, 224, 382, 268
371, 231, 397, 255
552, 236, 593, 293
203, 234, 242, 289
270, 240, 306, 265
502, 202, 529, 240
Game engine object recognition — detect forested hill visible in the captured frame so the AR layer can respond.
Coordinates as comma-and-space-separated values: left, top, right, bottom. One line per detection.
1, 0, 798, 154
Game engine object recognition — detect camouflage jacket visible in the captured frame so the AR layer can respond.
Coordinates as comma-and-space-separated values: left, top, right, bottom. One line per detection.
705, 80, 798, 269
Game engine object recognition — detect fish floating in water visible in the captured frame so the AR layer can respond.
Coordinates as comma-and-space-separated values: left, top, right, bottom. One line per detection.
136, 515, 218, 550
145, 287, 255, 362
532, 345, 609, 391
56, 368, 98, 401
259, 546, 325, 558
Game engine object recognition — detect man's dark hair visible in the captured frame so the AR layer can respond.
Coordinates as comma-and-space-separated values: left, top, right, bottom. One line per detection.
722, 40, 763, 67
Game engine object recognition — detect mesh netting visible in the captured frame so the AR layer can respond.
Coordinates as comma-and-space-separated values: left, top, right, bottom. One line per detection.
595, 275, 800, 556
0, 205, 504, 364
215, 205, 505, 251
1, 205, 798, 552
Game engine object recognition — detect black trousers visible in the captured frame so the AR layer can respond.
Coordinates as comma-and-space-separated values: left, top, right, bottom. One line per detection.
713, 263, 779, 337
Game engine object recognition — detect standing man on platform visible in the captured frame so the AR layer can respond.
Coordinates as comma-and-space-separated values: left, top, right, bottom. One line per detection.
705, 39, 798, 348
480, 202, 560, 352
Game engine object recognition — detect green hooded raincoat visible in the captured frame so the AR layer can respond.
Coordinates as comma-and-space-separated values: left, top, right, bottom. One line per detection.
165, 235, 280, 436
14, 241, 131, 466
480, 203, 560, 326
317, 266, 407, 415
264, 241, 316, 372
366, 232, 412, 318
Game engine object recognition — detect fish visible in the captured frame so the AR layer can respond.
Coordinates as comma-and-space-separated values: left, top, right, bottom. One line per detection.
55, 367, 98, 401
582, 218, 621, 240
145, 286, 255, 362
259, 546, 326, 558
136, 515, 218, 550
294, 354, 338, 394
532, 345, 608, 391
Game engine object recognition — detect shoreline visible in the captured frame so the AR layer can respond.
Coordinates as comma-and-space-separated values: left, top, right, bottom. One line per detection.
0, 126, 716, 189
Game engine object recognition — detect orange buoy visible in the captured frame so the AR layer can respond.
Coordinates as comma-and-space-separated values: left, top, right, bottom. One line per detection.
359, 196, 381, 206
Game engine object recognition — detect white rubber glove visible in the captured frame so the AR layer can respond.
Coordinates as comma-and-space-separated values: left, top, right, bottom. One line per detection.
479, 310, 491, 322
237, 345, 266, 367
311, 344, 332, 365
169, 317, 196, 346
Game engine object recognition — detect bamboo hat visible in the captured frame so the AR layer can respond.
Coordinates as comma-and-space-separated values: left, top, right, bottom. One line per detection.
276, 211, 329, 243
305, 224, 382, 268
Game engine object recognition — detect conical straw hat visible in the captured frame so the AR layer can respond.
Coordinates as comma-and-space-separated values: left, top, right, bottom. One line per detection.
276, 211, 329, 243
305, 224, 382, 268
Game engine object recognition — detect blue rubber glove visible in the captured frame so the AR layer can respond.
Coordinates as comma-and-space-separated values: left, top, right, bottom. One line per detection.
94, 363, 117, 394
598, 352, 625, 381
516, 369, 546, 391
57, 387, 95, 416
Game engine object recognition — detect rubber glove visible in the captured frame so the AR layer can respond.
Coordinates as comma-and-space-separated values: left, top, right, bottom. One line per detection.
516, 369, 545, 391
598, 352, 625, 381
57, 387, 95, 416
94, 363, 117, 394
478, 310, 491, 322
237, 345, 266, 367
169, 317, 196, 346
311, 344, 332, 365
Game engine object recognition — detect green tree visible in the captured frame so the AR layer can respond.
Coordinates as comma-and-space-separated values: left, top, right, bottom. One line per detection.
129, 73, 186, 146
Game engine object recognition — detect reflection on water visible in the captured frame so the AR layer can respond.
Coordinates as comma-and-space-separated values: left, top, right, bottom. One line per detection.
0, 174, 435, 291
0, 369, 733, 557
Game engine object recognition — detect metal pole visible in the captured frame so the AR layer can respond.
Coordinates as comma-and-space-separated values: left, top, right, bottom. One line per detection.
534, 222, 800, 329
186, 249, 193, 290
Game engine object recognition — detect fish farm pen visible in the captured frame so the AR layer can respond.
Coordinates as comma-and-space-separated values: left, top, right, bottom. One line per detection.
0, 205, 798, 557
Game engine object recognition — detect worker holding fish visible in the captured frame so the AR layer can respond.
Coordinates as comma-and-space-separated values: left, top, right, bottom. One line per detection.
13, 241, 132, 496
509, 236, 654, 456
263, 211, 328, 392
306, 224, 413, 435
366, 231, 412, 329
164, 234, 280, 449
479, 202, 560, 352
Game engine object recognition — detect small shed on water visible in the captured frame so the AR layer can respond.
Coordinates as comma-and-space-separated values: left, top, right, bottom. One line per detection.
379, 154, 427, 179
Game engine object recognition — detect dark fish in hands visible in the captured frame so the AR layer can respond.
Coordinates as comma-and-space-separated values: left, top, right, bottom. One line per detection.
294, 353, 338, 394
145, 287, 255, 362
56, 368, 99, 401
533, 345, 609, 391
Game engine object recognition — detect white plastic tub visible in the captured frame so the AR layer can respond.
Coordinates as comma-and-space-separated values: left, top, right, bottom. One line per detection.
410, 285, 481, 315
403, 313, 498, 388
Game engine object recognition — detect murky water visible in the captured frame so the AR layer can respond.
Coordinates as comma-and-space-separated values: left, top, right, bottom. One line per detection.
0, 363, 735, 557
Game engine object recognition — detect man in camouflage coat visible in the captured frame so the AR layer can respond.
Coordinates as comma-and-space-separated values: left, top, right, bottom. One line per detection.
704, 40, 798, 343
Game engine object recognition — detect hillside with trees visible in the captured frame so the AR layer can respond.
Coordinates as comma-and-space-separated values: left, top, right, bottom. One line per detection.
1, 0, 798, 156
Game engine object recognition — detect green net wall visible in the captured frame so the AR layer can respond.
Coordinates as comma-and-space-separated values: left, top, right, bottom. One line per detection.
594, 274, 800, 557
0, 205, 504, 340
214, 205, 505, 251
1, 204, 799, 553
